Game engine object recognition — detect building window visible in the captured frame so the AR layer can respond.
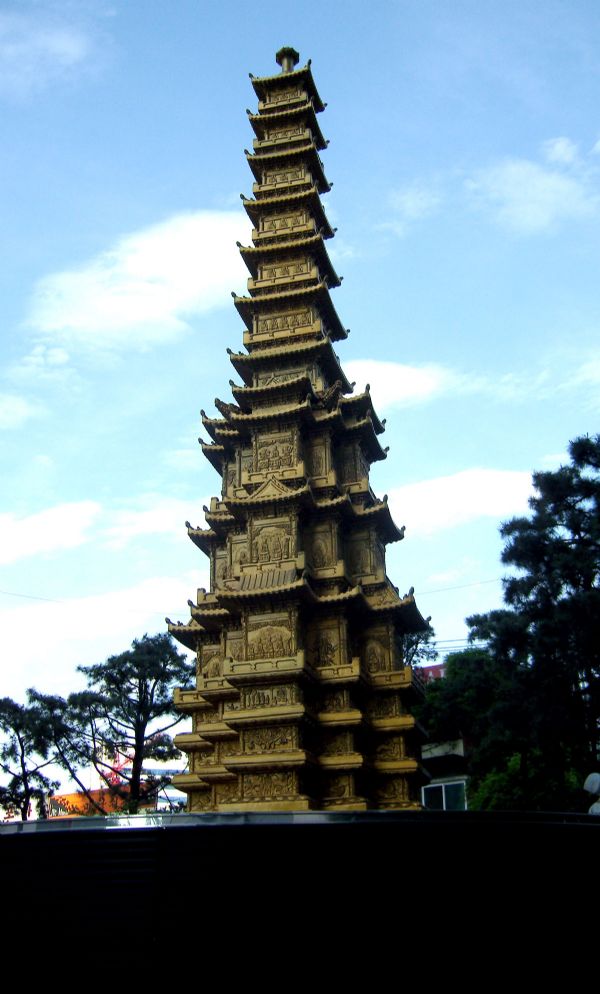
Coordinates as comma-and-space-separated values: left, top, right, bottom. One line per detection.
422, 780, 467, 811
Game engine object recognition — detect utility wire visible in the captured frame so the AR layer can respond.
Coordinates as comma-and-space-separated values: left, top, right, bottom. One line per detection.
0, 574, 508, 607
0, 588, 64, 603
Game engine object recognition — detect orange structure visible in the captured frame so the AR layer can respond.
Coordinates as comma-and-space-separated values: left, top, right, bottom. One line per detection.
168, 48, 430, 811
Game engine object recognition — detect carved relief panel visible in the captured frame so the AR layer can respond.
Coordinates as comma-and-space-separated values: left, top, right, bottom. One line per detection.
346, 529, 385, 583
229, 532, 250, 575
346, 530, 372, 580
199, 643, 224, 679
306, 616, 348, 670
256, 366, 302, 388
321, 730, 353, 756
337, 443, 369, 485
361, 625, 393, 675
305, 434, 329, 480
264, 123, 304, 141
253, 427, 297, 473
323, 774, 354, 801
258, 257, 310, 282
267, 86, 304, 105
321, 688, 350, 712
242, 725, 298, 754
249, 514, 294, 564
227, 682, 300, 712
190, 791, 212, 812
305, 519, 336, 571
221, 461, 235, 497
242, 771, 298, 800
193, 707, 221, 731
262, 165, 306, 187
376, 736, 406, 761
376, 777, 410, 804
246, 608, 296, 661
259, 209, 311, 236
215, 781, 239, 804
226, 630, 245, 662
254, 306, 314, 338
367, 693, 404, 721
213, 545, 228, 587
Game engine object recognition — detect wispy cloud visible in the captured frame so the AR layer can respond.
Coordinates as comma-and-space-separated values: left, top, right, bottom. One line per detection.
0, 501, 101, 565
541, 136, 579, 166
102, 496, 200, 549
0, 392, 40, 429
0, 495, 207, 565
0, 11, 91, 99
380, 181, 441, 236
28, 211, 250, 355
388, 469, 533, 538
344, 359, 463, 409
344, 354, 596, 412
467, 137, 599, 233
0, 574, 200, 698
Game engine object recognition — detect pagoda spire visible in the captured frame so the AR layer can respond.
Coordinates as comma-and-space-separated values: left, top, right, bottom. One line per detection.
170, 50, 430, 812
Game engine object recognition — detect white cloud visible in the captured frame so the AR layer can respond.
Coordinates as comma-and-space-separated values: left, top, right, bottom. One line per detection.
0, 392, 39, 429
0, 574, 201, 699
344, 355, 600, 413
542, 137, 579, 165
467, 157, 597, 233
21, 344, 71, 368
0, 12, 90, 99
381, 181, 441, 236
0, 496, 202, 564
0, 501, 101, 565
388, 469, 532, 538
569, 356, 600, 386
344, 359, 462, 409
102, 497, 198, 548
28, 211, 250, 354
7, 343, 79, 387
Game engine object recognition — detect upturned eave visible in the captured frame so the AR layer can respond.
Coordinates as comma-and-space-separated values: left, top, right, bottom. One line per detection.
248, 101, 326, 148
234, 282, 347, 343
250, 63, 325, 112
186, 525, 218, 555
200, 441, 226, 472
247, 143, 329, 193
239, 233, 340, 287
342, 416, 388, 462
354, 500, 405, 543
242, 187, 333, 238
231, 373, 314, 409
340, 391, 385, 434
227, 336, 352, 392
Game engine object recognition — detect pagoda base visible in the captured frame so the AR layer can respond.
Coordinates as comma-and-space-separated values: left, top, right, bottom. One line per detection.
218, 796, 314, 812
321, 798, 368, 812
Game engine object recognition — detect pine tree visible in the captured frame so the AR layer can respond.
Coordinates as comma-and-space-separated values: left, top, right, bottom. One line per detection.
423, 436, 600, 811
33, 633, 195, 814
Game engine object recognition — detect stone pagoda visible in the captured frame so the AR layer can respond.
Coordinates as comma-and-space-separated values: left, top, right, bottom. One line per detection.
168, 47, 430, 812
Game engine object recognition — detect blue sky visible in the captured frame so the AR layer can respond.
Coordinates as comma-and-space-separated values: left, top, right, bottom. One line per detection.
1, 0, 598, 700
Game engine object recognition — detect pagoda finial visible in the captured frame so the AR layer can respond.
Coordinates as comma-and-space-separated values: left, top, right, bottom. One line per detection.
276, 46, 300, 73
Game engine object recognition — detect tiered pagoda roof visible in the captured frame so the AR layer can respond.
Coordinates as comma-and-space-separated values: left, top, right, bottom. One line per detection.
170, 47, 430, 814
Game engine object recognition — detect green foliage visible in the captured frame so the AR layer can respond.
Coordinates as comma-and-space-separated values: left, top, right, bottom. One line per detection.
421, 436, 600, 812
0, 698, 59, 820
33, 633, 194, 815
401, 628, 438, 667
